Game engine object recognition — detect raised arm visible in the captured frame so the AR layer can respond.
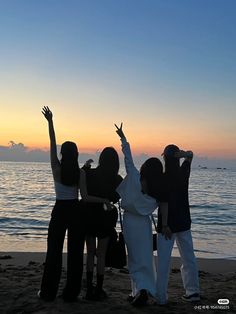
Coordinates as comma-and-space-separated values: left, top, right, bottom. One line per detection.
175, 150, 193, 164
174, 149, 193, 178
79, 169, 113, 210
115, 123, 136, 174
42, 106, 60, 172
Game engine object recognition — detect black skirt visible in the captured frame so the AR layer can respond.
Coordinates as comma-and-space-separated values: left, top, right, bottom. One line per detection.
80, 201, 118, 238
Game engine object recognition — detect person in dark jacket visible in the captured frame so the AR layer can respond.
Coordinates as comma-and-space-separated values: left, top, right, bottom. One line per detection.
156, 144, 200, 304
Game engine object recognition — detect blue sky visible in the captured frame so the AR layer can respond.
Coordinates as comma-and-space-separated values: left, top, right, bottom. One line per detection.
0, 0, 236, 160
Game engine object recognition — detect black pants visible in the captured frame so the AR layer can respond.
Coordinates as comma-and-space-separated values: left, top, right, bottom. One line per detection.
40, 200, 85, 300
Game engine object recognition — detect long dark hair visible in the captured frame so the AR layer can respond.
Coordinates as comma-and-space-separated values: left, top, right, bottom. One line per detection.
60, 141, 80, 186
163, 144, 180, 179
98, 147, 119, 179
140, 157, 163, 200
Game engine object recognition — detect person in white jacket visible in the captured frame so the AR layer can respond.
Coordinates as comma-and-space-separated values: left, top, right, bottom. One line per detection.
115, 123, 169, 307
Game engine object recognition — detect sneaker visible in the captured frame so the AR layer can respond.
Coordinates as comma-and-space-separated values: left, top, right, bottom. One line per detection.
131, 289, 148, 307
182, 293, 200, 302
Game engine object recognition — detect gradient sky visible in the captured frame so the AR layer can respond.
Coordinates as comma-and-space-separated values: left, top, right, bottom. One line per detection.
1, 0, 236, 159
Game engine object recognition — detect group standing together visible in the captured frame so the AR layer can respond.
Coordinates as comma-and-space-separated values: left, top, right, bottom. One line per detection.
38, 106, 200, 306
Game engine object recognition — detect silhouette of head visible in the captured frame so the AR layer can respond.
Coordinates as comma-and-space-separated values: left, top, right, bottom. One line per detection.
140, 157, 163, 200
162, 144, 180, 159
61, 141, 79, 160
60, 141, 79, 185
98, 147, 119, 176
162, 144, 180, 174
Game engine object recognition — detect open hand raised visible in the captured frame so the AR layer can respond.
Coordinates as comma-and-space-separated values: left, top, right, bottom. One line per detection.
114, 122, 125, 139
42, 106, 53, 121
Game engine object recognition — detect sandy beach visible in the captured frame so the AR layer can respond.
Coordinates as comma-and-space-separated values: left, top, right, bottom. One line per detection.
0, 252, 235, 314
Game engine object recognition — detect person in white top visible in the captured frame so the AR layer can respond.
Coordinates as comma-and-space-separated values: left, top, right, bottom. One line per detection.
115, 123, 169, 307
39, 106, 112, 302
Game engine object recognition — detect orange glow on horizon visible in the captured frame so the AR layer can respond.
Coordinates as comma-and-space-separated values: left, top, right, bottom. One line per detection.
1, 140, 234, 160
1, 102, 235, 160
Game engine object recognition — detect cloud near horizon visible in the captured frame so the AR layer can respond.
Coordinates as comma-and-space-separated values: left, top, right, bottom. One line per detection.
0, 141, 149, 166
0, 142, 236, 170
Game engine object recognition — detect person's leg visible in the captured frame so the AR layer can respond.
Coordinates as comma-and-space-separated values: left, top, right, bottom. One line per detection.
96, 236, 109, 275
129, 216, 156, 307
156, 233, 175, 304
86, 235, 96, 272
96, 236, 109, 298
40, 210, 66, 301
176, 230, 200, 298
63, 223, 85, 301
85, 235, 96, 299
123, 213, 156, 298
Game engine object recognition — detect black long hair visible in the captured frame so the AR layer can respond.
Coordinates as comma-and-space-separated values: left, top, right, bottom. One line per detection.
140, 157, 164, 201
98, 147, 119, 179
60, 141, 80, 186
163, 144, 180, 179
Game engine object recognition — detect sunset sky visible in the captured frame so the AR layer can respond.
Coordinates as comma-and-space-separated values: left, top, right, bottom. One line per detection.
1, 0, 236, 159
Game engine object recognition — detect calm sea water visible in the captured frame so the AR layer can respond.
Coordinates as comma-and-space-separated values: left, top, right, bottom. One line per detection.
0, 161, 235, 259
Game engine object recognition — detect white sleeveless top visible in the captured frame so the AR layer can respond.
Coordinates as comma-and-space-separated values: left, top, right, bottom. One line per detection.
54, 180, 78, 200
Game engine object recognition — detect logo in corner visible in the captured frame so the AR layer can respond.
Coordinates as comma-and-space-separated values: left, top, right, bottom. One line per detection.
217, 299, 229, 305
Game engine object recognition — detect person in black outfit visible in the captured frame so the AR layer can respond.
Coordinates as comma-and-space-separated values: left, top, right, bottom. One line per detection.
156, 144, 200, 304
82, 148, 122, 301
39, 107, 113, 302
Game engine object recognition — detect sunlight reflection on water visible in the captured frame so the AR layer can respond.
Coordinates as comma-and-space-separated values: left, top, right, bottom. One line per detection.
0, 162, 235, 259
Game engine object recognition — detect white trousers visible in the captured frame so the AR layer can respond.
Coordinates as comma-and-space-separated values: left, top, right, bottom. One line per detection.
156, 229, 199, 304
123, 212, 156, 297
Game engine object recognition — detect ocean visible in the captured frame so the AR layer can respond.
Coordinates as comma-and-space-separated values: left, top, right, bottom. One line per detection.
0, 161, 235, 260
